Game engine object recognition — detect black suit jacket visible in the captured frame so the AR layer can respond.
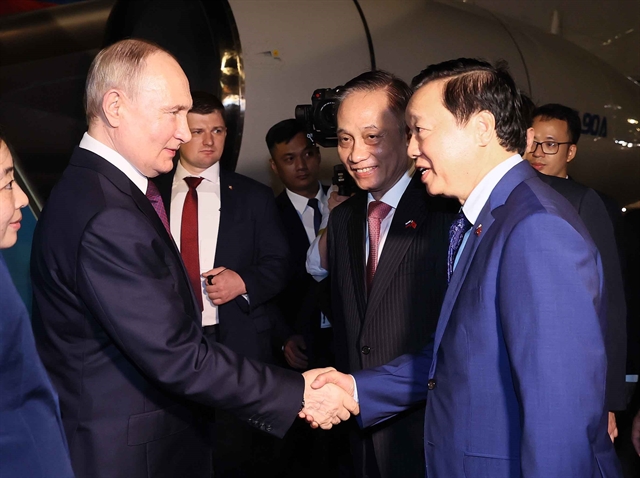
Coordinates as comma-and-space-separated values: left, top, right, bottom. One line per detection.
274, 187, 331, 367
31, 148, 303, 478
538, 173, 627, 410
326, 173, 457, 477
155, 167, 292, 363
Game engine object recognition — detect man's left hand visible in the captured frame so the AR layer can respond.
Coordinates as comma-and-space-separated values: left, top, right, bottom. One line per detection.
203, 267, 246, 305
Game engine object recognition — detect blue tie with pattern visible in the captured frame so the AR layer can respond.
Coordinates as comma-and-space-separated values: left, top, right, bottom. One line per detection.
447, 212, 472, 282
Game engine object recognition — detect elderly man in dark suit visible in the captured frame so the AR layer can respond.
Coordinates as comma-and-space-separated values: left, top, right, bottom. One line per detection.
307, 71, 457, 478
30, 38, 358, 478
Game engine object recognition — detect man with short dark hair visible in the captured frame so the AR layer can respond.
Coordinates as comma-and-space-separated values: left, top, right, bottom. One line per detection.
310, 58, 621, 477
523, 101, 627, 443
307, 70, 456, 478
267, 119, 331, 371
524, 103, 581, 178
155, 91, 296, 478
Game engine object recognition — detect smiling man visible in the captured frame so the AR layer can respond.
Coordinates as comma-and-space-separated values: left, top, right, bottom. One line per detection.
306, 70, 456, 478
310, 58, 622, 478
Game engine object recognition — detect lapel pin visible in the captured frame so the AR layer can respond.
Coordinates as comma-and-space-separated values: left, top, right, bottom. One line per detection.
404, 220, 417, 229
475, 224, 482, 236
228, 185, 233, 190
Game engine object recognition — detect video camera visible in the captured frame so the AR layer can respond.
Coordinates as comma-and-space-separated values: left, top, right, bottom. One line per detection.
295, 87, 342, 148
296, 86, 358, 197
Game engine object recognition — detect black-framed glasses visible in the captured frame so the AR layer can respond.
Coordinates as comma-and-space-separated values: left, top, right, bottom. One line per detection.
529, 140, 573, 155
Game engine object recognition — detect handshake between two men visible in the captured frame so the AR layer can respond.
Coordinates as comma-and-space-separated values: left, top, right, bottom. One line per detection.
301, 368, 356, 429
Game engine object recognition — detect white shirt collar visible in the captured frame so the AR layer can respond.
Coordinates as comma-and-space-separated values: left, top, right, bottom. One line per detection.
462, 154, 523, 225
286, 183, 325, 215
367, 169, 413, 209
174, 159, 220, 185
79, 132, 148, 193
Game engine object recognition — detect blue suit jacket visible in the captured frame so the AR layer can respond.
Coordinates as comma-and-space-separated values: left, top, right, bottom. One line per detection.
355, 161, 621, 477
0, 254, 73, 478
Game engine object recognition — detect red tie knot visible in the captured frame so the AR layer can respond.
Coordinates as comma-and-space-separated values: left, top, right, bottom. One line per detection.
368, 200, 392, 220
184, 176, 204, 190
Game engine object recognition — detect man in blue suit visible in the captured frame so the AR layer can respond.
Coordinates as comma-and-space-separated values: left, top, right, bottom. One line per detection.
307, 58, 621, 477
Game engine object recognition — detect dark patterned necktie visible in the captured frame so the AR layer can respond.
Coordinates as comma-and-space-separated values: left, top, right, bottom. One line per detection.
366, 200, 392, 291
447, 212, 472, 282
145, 180, 171, 235
308, 198, 322, 235
181, 177, 204, 311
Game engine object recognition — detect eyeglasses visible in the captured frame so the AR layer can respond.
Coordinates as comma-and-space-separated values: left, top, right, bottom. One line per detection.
529, 140, 573, 155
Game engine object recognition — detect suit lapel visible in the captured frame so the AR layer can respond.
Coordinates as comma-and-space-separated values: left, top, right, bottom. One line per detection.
366, 177, 427, 315
346, 193, 368, 321
214, 170, 236, 267
428, 161, 537, 377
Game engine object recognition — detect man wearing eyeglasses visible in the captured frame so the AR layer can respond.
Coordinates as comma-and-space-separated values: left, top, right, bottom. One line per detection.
524, 103, 579, 178
154, 91, 292, 477
524, 102, 627, 445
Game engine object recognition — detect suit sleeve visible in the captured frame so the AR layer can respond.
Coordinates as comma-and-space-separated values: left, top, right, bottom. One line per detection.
499, 213, 607, 476
76, 207, 303, 438
236, 188, 291, 310
353, 342, 432, 428
579, 189, 627, 411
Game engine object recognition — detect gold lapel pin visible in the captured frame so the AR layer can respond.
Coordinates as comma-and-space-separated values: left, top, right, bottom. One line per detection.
228, 185, 233, 190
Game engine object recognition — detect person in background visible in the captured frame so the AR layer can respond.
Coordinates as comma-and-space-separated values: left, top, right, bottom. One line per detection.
523, 102, 627, 441
0, 128, 74, 478
154, 90, 294, 478
267, 118, 332, 371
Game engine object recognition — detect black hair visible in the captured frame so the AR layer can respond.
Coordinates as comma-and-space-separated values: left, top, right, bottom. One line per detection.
411, 58, 527, 153
336, 70, 413, 132
532, 103, 581, 144
265, 119, 310, 154
190, 91, 225, 119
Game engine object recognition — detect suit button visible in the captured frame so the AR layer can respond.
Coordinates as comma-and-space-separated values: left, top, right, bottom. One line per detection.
361, 345, 371, 355
427, 379, 436, 390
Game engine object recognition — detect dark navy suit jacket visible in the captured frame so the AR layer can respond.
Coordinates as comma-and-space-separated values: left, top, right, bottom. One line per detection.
155, 167, 292, 363
355, 161, 621, 477
30, 148, 303, 478
0, 254, 73, 478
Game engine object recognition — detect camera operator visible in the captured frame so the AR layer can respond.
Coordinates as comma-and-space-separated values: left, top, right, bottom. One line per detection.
305, 70, 457, 478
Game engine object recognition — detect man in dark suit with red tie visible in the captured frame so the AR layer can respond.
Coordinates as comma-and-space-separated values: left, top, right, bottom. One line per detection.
154, 91, 294, 477
30, 39, 358, 478
306, 71, 457, 478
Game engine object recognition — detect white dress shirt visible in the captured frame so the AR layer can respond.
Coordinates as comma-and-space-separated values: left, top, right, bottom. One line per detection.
454, 154, 523, 271
306, 170, 413, 282
79, 133, 148, 193
170, 161, 222, 326
285, 183, 329, 245
286, 184, 332, 328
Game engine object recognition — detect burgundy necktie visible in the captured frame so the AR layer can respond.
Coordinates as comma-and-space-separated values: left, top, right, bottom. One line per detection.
181, 177, 204, 311
366, 200, 392, 291
145, 180, 171, 235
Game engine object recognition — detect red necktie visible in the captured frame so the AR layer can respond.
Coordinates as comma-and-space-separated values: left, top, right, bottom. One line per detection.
181, 177, 204, 311
366, 200, 392, 291
145, 181, 171, 235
